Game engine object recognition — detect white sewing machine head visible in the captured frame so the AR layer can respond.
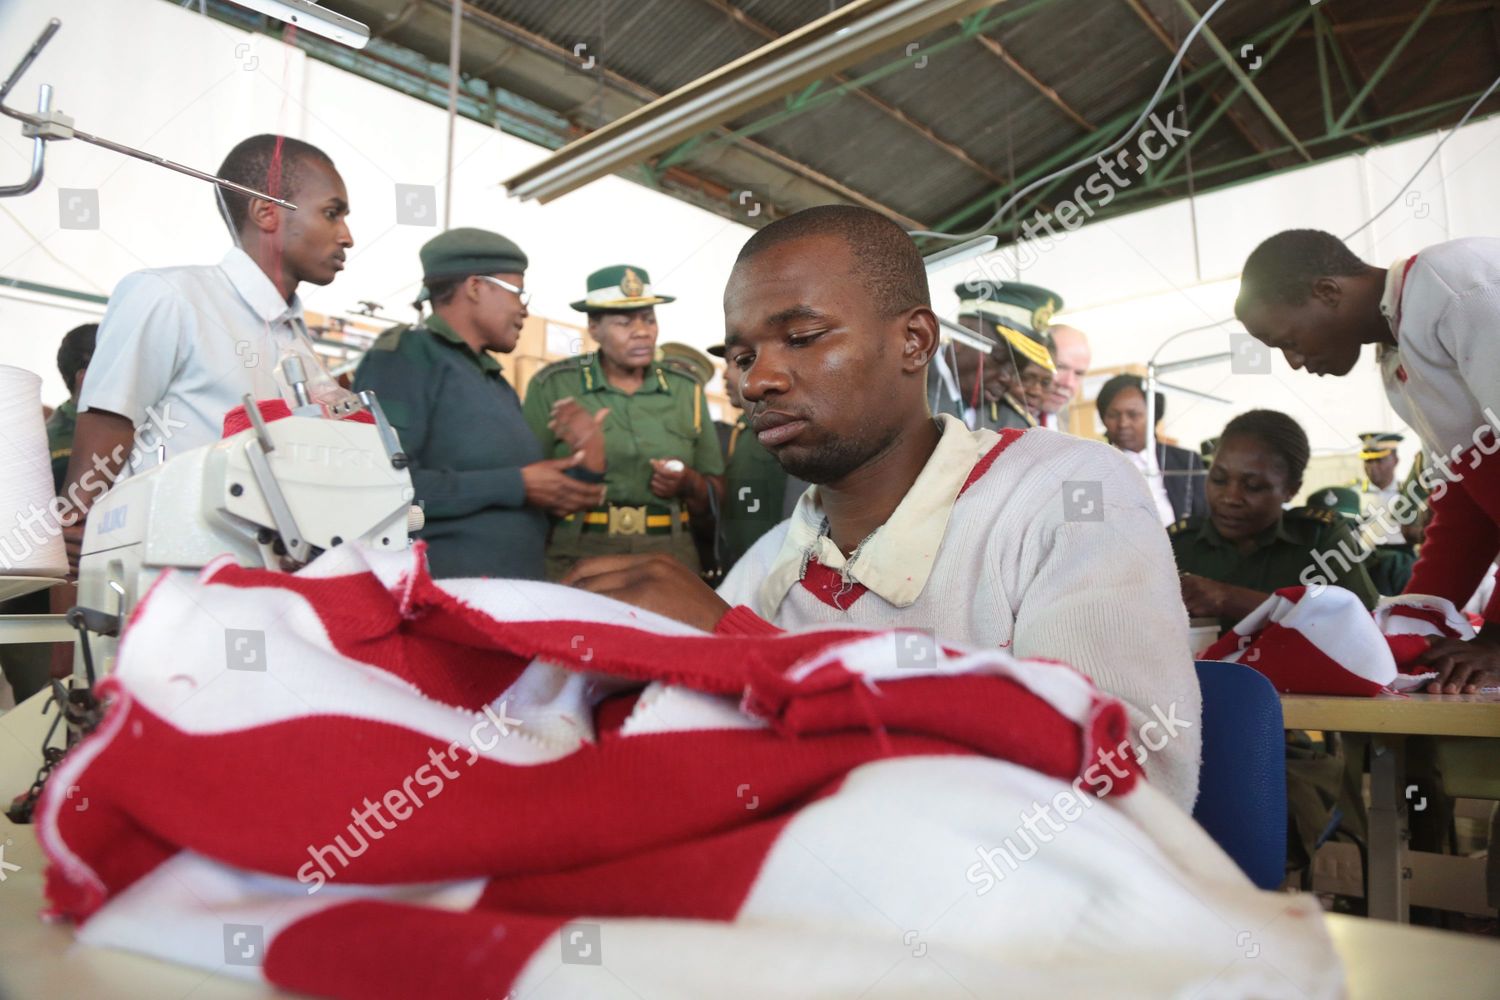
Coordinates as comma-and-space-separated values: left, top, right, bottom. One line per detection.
74, 357, 422, 677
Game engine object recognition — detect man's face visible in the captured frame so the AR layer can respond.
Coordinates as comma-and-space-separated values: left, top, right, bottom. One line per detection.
722, 234, 932, 485
1101, 385, 1149, 453
474, 272, 529, 353
1043, 326, 1090, 414
1364, 453, 1397, 489
590, 308, 659, 370
950, 318, 993, 404
1205, 434, 1295, 542
951, 344, 988, 405
984, 354, 1016, 404
278, 159, 352, 287
1237, 290, 1362, 377
1017, 361, 1053, 415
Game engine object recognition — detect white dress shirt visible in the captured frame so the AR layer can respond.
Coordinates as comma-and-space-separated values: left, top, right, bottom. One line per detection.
79, 248, 330, 476
1359, 481, 1406, 547
1120, 445, 1177, 527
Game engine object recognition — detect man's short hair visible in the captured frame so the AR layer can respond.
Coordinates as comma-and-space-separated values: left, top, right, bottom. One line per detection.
56, 323, 98, 388
1237, 229, 1369, 309
734, 205, 929, 318
216, 135, 336, 234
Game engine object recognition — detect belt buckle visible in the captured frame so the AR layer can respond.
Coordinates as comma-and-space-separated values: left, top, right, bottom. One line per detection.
608, 504, 647, 536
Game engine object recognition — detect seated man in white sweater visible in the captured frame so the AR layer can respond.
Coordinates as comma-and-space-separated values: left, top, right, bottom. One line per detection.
563, 206, 1201, 812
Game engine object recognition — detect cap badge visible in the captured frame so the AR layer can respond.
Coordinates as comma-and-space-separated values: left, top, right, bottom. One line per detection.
621, 267, 645, 298
1032, 298, 1057, 330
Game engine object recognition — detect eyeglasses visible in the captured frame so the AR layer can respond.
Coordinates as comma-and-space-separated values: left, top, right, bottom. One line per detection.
476, 275, 530, 307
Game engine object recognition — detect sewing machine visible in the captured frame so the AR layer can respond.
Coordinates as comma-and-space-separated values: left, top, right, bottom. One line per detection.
71, 357, 423, 678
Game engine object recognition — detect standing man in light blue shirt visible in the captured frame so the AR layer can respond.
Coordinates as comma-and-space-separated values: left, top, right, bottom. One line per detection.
57, 134, 354, 578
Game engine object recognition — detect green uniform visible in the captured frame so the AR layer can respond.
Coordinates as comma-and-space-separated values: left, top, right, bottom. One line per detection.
719, 414, 790, 573
1169, 506, 1380, 634
927, 365, 1033, 431
523, 351, 724, 579
1366, 543, 1417, 596
353, 316, 547, 580
46, 398, 78, 494
992, 392, 1035, 431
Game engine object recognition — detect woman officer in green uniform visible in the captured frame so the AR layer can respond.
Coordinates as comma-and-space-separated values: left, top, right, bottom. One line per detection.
524, 265, 724, 581
1169, 408, 1378, 879
1170, 408, 1378, 631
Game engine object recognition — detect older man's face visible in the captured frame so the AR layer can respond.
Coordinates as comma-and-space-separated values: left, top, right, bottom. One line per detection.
1042, 325, 1090, 415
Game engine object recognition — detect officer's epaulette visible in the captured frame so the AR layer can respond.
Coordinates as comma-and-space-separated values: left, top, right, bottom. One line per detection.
369, 324, 412, 352
658, 363, 706, 388
529, 353, 590, 383
1288, 505, 1339, 526
1167, 517, 1195, 536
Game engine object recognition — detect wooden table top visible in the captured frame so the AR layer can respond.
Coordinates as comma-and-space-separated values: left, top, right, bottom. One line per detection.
1279, 691, 1500, 738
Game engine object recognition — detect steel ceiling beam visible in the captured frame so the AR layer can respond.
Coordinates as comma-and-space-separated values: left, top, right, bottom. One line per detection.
1334, 0, 1445, 131
1117, 0, 1270, 157
649, 0, 1043, 172
971, 32, 1095, 131
1318, 6, 1382, 139
925, 2, 1315, 237
1120, 95, 1499, 197
692, 0, 1015, 187
1292, 2, 1493, 38
1152, 5, 1314, 181
504, 0, 1003, 204
442, 1, 928, 226
1169, 0, 1311, 161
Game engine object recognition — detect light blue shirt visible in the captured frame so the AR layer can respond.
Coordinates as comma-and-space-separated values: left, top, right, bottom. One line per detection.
79, 248, 324, 472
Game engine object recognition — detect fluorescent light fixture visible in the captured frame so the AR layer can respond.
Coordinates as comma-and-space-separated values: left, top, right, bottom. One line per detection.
226, 0, 370, 49
937, 316, 998, 354
922, 235, 997, 270
505, 0, 998, 203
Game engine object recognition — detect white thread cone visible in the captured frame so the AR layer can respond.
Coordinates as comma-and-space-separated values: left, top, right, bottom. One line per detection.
0, 365, 68, 576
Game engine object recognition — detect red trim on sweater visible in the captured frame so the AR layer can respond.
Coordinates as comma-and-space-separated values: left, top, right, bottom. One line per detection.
791, 428, 1024, 611
1391, 254, 1420, 333
1404, 433, 1500, 624
715, 604, 784, 636
800, 558, 869, 610
960, 428, 1026, 497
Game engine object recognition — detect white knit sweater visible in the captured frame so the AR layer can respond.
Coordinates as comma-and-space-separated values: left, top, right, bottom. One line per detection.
718, 416, 1202, 813
1378, 237, 1500, 460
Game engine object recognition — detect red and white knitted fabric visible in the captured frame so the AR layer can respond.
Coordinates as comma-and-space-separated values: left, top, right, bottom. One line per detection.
37, 545, 1339, 998
1200, 586, 1466, 695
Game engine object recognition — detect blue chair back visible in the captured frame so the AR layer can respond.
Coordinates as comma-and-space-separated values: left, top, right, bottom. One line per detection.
1192, 660, 1286, 890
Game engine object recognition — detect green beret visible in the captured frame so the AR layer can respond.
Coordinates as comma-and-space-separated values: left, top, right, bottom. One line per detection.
1304, 485, 1361, 520
417, 227, 528, 301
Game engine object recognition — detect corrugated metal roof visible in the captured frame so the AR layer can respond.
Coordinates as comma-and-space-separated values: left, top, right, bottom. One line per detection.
302, 0, 1500, 240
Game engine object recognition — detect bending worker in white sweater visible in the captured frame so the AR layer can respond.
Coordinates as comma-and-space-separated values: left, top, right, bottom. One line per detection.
563, 206, 1202, 813
1235, 230, 1500, 693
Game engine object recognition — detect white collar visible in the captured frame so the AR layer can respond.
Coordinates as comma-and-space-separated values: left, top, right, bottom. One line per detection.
754, 414, 998, 613
220, 247, 304, 327
1121, 444, 1160, 474
1378, 256, 1411, 339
